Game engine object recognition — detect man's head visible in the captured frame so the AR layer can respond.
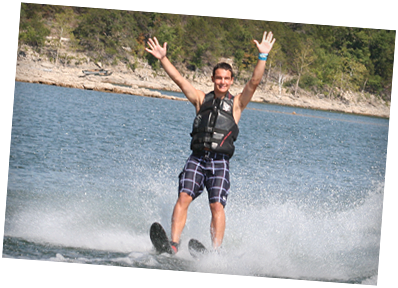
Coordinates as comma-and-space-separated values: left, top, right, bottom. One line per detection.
212, 62, 234, 79
212, 62, 234, 97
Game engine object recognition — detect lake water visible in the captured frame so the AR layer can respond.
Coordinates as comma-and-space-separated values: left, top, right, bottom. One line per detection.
3, 81, 389, 285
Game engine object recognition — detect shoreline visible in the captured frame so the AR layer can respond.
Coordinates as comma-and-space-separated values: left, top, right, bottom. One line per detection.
14, 55, 390, 119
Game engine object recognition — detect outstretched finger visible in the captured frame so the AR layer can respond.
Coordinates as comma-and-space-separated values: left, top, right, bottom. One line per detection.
153, 37, 160, 47
267, 32, 274, 42
262, 31, 267, 42
147, 38, 155, 49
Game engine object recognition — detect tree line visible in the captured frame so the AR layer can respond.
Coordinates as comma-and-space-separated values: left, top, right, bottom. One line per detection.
18, 3, 395, 101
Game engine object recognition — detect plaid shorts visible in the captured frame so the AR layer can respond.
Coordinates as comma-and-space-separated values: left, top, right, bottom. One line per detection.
178, 152, 230, 207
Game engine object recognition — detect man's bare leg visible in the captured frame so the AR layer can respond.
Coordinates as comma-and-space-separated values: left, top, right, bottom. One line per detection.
171, 193, 193, 244
210, 202, 225, 250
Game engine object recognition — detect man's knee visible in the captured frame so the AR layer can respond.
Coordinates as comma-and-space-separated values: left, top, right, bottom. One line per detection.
177, 192, 193, 207
210, 202, 224, 215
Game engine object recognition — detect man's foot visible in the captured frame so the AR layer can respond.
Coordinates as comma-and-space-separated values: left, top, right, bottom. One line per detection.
210, 246, 225, 256
170, 241, 179, 254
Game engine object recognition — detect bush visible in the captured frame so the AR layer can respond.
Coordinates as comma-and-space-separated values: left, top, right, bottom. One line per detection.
19, 17, 50, 47
300, 74, 323, 93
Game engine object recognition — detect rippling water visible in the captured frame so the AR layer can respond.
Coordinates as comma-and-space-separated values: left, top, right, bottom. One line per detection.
3, 82, 389, 285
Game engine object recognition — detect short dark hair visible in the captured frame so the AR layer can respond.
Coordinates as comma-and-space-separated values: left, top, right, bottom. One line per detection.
212, 62, 234, 78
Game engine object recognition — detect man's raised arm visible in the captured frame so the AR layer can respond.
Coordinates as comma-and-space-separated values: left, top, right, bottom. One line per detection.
145, 37, 204, 110
238, 31, 276, 110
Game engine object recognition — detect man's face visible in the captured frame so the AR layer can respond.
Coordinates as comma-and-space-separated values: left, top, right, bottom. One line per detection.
212, 69, 234, 96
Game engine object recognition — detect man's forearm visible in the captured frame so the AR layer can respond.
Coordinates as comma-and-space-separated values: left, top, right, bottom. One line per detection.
145, 37, 202, 106
238, 57, 268, 109
159, 56, 185, 87
249, 59, 267, 89
159, 56, 202, 107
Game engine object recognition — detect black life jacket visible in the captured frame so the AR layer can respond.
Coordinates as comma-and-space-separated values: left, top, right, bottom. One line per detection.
190, 91, 239, 158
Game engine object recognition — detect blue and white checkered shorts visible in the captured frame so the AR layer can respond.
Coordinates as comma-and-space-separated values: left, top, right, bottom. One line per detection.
178, 152, 230, 207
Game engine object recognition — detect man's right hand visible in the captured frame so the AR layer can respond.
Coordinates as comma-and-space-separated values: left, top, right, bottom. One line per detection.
144, 36, 205, 111
145, 37, 167, 60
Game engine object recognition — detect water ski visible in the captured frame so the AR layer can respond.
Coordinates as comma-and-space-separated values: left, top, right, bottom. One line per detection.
150, 222, 174, 254
188, 238, 208, 259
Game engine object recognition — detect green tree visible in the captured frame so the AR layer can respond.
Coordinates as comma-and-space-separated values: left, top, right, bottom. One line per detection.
19, 4, 50, 47
156, 23, 183, 63
73, 9, 136, 64
183, 16, 219, 70
234, 49, 245, 75
52, 8, 75, 64
263, 41, 283, 89
313, 48, 342, 98
368, 29, 395, 98
292, 38, 316, 97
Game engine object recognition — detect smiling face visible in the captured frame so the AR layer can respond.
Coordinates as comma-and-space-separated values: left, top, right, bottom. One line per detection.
212, 68, 234, 97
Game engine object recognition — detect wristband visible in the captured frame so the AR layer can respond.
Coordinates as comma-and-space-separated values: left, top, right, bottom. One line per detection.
259, 53, 268, 61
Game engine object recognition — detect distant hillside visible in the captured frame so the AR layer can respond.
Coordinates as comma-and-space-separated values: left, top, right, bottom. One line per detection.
17, 3, 395, 104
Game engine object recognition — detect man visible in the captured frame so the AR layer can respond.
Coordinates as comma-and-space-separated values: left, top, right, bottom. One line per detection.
145, 31, 275, 253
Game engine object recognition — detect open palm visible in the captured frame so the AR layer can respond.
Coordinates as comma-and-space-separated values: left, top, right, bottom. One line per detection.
254, 31, 276, 54
145, 37, 167, 60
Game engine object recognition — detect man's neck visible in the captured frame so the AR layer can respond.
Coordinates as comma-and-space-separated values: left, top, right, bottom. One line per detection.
213, 91, 228, 99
